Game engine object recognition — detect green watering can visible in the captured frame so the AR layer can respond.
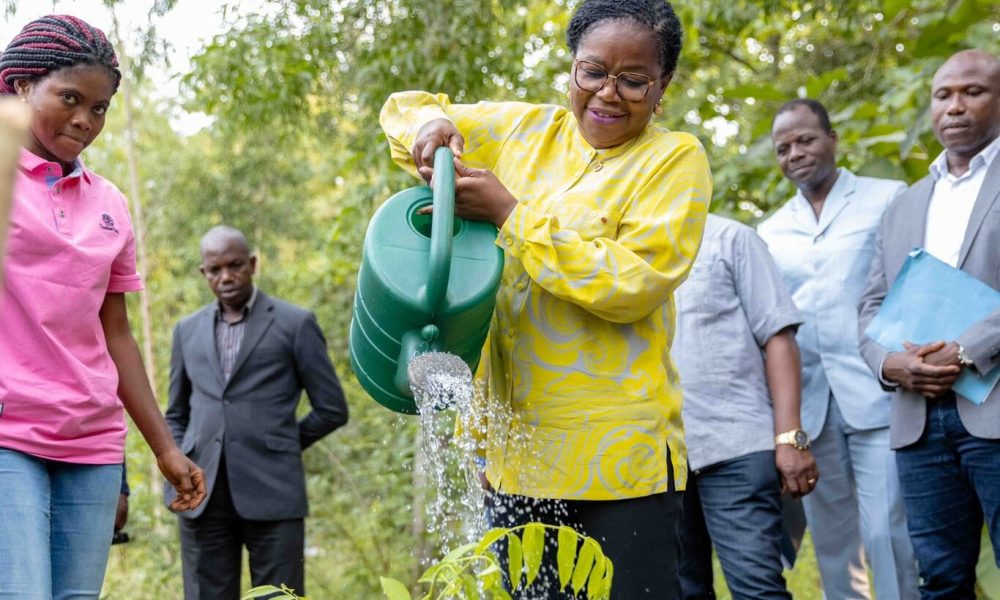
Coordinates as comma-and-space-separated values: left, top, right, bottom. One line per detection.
349, 147, 504, 414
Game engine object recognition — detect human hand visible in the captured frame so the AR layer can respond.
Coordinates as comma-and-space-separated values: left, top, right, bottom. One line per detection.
412, 118, 464, 182
478, 470, 493, 492
114, 493, 129, 532
776, 445, 819, 498
883, 341, 961, 397
157, 448, 206, 512
920, 341, 961, 368
417, 158, 517, 228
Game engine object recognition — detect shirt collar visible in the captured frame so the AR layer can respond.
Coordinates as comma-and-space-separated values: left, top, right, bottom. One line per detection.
929, 133, 1000, 181
18, 147, 93, 184
214, 285, 258, 321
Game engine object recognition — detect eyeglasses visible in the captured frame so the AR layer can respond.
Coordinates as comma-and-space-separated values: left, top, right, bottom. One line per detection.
573, 60, 659, 102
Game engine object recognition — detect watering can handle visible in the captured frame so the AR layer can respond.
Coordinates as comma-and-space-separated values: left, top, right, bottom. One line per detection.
425, 146, 455, 315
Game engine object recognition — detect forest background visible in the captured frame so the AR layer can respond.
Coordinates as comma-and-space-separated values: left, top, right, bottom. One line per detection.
4, 0, 1000, 598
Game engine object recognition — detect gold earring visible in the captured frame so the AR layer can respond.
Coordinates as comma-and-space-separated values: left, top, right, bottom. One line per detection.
654, 104, 663, 116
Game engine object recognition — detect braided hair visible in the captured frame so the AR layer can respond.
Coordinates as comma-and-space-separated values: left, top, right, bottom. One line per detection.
567, 0, 683, 77
0, 15, 121, 96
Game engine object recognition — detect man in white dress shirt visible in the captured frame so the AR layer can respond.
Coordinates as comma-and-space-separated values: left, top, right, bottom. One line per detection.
758, 99, 918, 600
858, 50, 1000, 600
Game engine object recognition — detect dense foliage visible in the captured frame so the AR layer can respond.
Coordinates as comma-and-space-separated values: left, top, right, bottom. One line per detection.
5, 0, 999, 597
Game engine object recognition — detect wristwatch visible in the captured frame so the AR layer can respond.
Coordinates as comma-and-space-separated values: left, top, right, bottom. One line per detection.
775, 429, 811, 451
957, 344, 975, 370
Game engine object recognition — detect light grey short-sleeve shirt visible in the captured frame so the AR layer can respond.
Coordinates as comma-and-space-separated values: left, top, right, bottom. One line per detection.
673, 215, 803, 471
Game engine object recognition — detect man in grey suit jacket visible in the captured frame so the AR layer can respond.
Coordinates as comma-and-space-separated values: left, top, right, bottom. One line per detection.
858, 50, 1000, 599
166, 225, 349, 599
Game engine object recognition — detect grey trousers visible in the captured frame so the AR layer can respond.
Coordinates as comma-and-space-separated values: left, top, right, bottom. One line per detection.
802, 397, 919, 600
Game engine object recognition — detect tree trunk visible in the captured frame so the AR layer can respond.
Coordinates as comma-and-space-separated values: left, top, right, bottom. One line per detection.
112, 22, 158, 393
110, 15, 163, 523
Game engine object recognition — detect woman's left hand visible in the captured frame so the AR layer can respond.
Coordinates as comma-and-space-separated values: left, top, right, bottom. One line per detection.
157, 448, 207, 512
419, 158, 517, 228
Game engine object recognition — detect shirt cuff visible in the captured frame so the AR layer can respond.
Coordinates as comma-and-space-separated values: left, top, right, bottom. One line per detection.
409, 105, 451, 142
496, 201, 532, 255
877, 355, 899, 391
107, 275, 144, 294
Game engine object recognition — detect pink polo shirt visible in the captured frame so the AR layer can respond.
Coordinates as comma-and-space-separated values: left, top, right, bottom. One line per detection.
0, 149, 143, 464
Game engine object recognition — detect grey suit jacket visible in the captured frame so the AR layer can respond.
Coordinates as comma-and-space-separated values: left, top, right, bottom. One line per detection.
858, 156, 1000, 449
164, 291, 349, 520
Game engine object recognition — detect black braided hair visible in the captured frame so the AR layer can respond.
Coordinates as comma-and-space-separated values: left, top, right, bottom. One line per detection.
566, 0, 683, 77
0, 14, 121, 95
773, 99, 834, 133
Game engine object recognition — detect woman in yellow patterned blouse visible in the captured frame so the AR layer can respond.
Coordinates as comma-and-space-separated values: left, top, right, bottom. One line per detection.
381, 1, 710, 596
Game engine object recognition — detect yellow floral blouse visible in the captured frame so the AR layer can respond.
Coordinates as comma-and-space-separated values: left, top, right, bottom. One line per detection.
380, 92, 711, 500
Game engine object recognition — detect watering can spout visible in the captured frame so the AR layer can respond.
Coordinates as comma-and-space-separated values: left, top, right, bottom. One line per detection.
394, 324, 440, 397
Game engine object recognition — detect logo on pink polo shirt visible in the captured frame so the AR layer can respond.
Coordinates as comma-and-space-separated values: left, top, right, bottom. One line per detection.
100, 213, 119, 233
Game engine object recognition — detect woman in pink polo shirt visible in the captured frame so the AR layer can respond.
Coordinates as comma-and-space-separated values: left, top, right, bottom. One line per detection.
0, 15, 206, 598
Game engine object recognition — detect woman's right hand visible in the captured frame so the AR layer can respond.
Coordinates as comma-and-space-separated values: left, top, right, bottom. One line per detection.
412, 118, 464, 183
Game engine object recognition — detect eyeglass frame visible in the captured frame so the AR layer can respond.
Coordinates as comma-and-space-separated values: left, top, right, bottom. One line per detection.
572, 59, 662, 101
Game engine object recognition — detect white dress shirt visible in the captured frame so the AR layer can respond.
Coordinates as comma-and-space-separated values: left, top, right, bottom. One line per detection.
925, 134, 1000, 266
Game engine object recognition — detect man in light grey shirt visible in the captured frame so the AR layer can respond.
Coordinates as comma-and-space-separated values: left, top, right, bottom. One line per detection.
674, 214, 817, 600
758, 99, 918, 600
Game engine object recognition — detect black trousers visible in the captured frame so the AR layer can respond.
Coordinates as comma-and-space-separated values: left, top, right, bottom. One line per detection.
178, 455, 305, 600
486, 487, 682, 599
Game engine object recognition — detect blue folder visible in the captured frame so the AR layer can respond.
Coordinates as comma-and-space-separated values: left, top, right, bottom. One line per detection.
864, 248, 1000, 405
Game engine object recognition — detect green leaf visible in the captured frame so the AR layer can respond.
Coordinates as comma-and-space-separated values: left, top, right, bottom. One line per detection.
462, 573, 479, 599
724, 83, 787, 102
570, 539, 597, 594
947, 0, 979, 26
379, 577, 412, 600
493, 589, 513, 600
507, 532, 524, 590
857, 131, 906, 149
242, 586, 288, 599
443, 542, 479, 562
882, 0, 909, 20
556, 525, 579, 591
805, 68, 848, 98
521, 523, 545, 586
900, 104, 931, 159
475, 528, 510, 555
587, 555, 607, 599
913, 17, 958, 58
480, 563, 503, 592
602, 558, 615, 599
417, 562, 445, 584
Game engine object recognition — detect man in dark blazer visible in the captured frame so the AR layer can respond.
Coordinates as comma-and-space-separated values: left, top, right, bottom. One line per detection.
858, 49, 1000, 599
165, 225, 349, 599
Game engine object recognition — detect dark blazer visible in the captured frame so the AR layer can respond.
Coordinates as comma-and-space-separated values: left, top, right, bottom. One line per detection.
858, 153, 1000, 449
165, 291, 349, 520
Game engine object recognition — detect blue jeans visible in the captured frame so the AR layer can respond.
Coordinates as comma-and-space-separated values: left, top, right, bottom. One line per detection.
677, 451, 791, 600
895, 395, 1000, 600
0, 448, 121, 600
